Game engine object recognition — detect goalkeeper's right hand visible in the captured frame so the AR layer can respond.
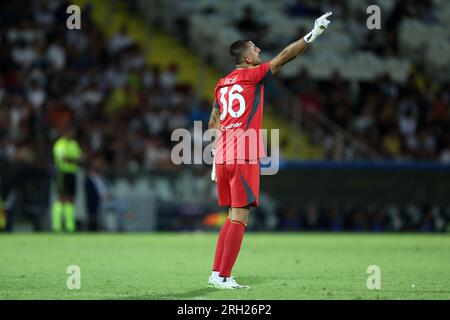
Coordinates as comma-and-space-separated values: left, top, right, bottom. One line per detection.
211, 147, 216, 182
304, 11, 332, 43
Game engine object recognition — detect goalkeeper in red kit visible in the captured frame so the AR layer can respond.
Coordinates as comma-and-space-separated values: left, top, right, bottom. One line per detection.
207, 12, 332, 289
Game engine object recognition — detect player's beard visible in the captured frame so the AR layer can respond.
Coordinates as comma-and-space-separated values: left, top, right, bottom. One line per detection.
253, 57, 261, 66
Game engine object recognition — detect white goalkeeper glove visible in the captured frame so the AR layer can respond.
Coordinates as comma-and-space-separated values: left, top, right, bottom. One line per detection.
304, 11, 332, 43
211, 147, 216, 182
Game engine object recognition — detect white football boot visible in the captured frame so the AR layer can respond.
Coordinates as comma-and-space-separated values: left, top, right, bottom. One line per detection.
213, 277, 250, 289
208, 271, 220, 287
208, 272, 238, 287
208, 275, 218, 287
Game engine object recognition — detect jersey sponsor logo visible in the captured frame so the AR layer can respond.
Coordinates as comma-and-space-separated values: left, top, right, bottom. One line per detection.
221, 122, 242, 131
170, 121, 279, 175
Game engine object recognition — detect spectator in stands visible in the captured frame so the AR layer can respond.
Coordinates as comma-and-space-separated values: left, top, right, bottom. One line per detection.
85, 154, 129, 231
0, 196, 5, 231
420, 206, 436, 232
298, 84, 323, 114
84, 155, 105, 231
302, 204, 321, 231
327, 207, 343, 231
278, 205, 301, 231
381, 125, 402, 159
236, 5, 267, 46
372, 209, 388, 232
286, 0, 321, 17
439, 139, 450, 163
108, 25, 134, 54
352, 207, 369, 231
418, 0, 438, 25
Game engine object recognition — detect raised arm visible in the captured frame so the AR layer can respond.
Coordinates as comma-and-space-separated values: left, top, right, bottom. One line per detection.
269, 38, 309, 75
270, 12, 332, 74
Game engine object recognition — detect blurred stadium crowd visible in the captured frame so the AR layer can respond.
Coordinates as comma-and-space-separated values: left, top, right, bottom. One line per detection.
283, 69, 450, 162
0, 0, 211, 175
0, 0, 449, 232
276, 203, 450, 232
175, 0, 450, 162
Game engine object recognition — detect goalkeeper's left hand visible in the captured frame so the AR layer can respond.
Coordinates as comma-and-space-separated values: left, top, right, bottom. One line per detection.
304, 11, 332, 43
211, 147, 216, 182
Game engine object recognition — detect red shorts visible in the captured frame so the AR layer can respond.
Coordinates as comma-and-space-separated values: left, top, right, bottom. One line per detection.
216, 161, 260, 208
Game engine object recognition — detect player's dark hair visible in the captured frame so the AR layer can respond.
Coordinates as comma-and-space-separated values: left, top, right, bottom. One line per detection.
229, 39, 251, 64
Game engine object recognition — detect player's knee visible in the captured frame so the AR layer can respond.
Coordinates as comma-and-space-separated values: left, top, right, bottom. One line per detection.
236, 216, 248, 225
231, 207, 249, 224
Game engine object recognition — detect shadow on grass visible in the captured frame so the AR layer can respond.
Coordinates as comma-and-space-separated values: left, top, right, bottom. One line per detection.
115, 276, 269, 300
120, 288, 215, 300
234, 276, 267, 286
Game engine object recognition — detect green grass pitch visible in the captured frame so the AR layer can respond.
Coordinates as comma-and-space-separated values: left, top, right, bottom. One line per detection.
1, 233, 449, 300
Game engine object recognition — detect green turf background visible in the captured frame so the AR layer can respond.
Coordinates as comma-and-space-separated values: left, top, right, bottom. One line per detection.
1, 233, 449, 299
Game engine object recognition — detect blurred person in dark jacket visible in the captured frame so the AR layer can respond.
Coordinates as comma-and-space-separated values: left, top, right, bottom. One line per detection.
84, 155, 128, 231
84, 155, 106, 231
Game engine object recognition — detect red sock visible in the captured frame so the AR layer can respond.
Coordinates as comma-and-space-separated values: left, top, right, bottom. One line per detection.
219, 220, 246, 278
212, 218, 231, 271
